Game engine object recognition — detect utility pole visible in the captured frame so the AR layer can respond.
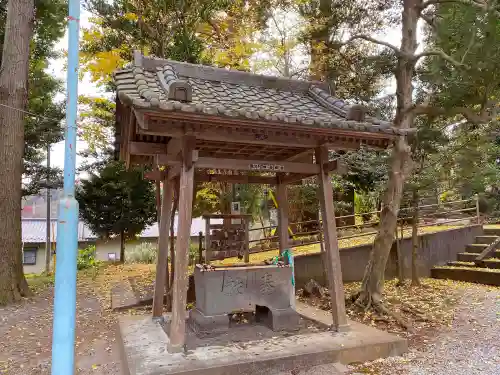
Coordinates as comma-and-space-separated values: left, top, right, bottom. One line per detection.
45, 143, 51, 274
51, 0, 80, 373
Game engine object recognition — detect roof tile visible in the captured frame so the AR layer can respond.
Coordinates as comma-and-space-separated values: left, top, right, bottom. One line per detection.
114, 54, 402, 135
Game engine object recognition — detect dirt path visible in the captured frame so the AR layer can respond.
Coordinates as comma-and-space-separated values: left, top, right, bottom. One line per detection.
349, 285, 500, 375
1, 274, 497, 375
0, 280, 122, 375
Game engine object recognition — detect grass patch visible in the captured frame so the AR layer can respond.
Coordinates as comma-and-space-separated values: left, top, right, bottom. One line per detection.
25, 273, 54, 293
215, 224, 463, 266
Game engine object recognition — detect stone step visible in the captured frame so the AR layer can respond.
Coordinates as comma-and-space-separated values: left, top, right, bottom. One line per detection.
457, 252, 479, 262
483, 228, 500, 236
466, 244, 488, 253
447, 261, 476, 267
431, 266, 500, 286
448, 259, 500, 269
483, 259, 500, 269
475, 235, 500, 244
457, 250, 500, 262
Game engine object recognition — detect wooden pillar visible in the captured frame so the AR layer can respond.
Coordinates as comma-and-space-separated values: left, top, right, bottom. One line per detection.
204, 217, 211, 264
244, 218, 250, 263
315, 147, 349, 332
277, 174, 295, 307
276, 174, 289, 253
168, 154, 195, 353
152, 177, 174, 318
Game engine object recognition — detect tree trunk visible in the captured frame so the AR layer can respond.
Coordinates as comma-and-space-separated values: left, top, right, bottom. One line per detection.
119, 230, 126, 263
0, 0, 35, 305
411, 189, 421, 286
356, 0, 417, 306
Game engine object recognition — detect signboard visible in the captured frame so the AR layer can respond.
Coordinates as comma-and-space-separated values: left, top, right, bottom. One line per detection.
249, 163, 285, 172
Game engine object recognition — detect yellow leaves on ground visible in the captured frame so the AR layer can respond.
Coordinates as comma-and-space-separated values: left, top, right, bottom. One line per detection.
215, 225, 462, 266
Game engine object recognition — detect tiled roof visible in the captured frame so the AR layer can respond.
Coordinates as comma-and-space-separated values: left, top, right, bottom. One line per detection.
140, 216, 222, 238
22, 217, 221, 243
22, 219, 96, 244
114, 53, 406, 136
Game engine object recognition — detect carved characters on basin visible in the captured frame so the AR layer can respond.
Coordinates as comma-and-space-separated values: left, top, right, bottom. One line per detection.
194, 266, 293, 316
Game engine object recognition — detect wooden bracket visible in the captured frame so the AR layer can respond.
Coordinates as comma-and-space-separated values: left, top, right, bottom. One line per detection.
323, 159, 348, 175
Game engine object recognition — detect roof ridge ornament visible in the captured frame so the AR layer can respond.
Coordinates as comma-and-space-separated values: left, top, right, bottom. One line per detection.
157, 64, 193, 102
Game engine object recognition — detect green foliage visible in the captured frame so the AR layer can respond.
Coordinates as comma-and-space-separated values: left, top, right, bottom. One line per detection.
420, 3, 500, 115
78, 96, 116, 155
354, 191, 377, 220
81, 0, 259, 87
125, 241, 199, 264
298, 0, 397, 100
338, 148, 389, 194
77, 245, 100, 270
76, 160, 157, 240
0, 0, 67, 196
126, 242, 157, 264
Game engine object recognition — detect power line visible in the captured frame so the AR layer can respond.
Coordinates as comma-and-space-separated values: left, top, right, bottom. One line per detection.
0, 102, 63, 123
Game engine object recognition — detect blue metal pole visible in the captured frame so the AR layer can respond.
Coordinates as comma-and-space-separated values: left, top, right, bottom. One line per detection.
51, 0, 80, 374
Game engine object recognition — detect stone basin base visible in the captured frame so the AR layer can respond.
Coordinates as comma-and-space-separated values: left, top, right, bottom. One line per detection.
188, 305, 300, 335
191, 264, 300, 334
117, 302, 408, 375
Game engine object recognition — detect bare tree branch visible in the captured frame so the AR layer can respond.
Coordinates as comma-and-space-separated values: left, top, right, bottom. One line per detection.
421, 0, 500, 17
339, 35, 404, 57
461, 28, 477, 64
413, 49, 468, 67
408, 102, 498, 124
420, 12, 437, 30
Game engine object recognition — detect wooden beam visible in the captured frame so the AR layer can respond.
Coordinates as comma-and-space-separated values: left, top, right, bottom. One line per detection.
280, 173, 315, 184
168, 165, 181, 180
133, 108, 148, 130
144, 169, 168, 181
166, 137, 182, 156
141, 117, 319, 149
202, 213, 253, 219
323, 159, 348, 174
195, 172, 277, 185
315, 146, 349, 332
123, 109, 135, 169
156, 154, 182, 165
168, 153, 195, 353
181, 136, 197, 169
130, 141, 167, 155
152, 178, 174, 318
139, 109, 396, 142
286, 149, 314, 162
194, 157, 320, 174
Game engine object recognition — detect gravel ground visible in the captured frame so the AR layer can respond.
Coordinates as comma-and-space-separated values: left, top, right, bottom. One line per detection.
0, 283, 122, 375
1, 281, 498, 375
349, 285, 500, 375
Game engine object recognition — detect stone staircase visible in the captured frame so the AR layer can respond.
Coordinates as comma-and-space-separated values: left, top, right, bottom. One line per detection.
431, 228, 500, 286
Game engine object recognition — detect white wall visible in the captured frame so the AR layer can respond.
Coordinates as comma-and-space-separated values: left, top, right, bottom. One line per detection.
23, 246, 47, 274
95, 237, 158, 261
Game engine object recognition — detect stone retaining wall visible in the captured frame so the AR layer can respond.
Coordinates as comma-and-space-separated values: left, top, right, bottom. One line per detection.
293, 225, 483, 288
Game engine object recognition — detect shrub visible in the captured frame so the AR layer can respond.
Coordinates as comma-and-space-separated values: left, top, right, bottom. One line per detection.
77, 245, 99, 270
126, 242, 158, 264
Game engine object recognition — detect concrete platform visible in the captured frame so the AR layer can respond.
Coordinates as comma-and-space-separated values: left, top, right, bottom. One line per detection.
118, 302, 407, 375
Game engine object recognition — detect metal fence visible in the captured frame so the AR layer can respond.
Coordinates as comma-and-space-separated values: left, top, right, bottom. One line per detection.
246, 196, 480, 253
